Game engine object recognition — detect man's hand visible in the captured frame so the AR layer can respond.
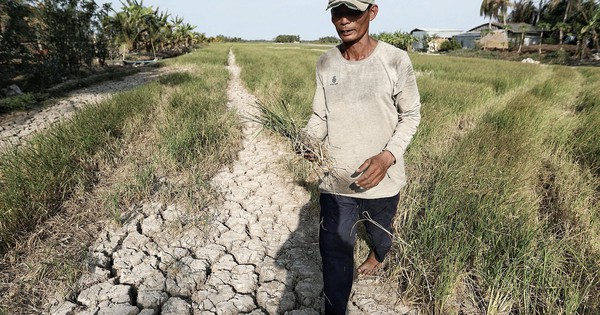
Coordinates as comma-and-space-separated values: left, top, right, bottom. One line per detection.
354, 150, 396, 190
302, 152, 317, 162
295, 143, 318, 162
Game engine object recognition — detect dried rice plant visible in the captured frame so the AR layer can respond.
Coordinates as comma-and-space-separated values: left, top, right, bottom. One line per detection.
250, 100, 338, 179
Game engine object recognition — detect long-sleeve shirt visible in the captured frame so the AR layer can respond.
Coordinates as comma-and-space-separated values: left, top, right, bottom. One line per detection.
304, 41, 421, 199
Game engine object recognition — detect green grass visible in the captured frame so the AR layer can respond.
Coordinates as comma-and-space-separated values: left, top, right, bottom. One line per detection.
0, 83, 160, 248
0, 43, 241, 251
234, 43, 324, 122
572, 68, 600, 176
232, 43, 600, 314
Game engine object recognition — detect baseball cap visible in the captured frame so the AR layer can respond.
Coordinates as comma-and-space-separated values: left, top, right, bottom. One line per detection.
326, 0, 375, 12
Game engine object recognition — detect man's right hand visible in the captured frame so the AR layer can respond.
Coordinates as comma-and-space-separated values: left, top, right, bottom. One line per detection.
294, 143, 317, 162
303, 152, 317, 162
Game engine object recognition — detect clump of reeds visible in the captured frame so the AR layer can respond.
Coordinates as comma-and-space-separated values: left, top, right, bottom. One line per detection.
251, 100, 336, 178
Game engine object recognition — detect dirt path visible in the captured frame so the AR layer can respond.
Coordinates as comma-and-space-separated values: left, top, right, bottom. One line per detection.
0, 67, 173, 150
49, 50, 411, 315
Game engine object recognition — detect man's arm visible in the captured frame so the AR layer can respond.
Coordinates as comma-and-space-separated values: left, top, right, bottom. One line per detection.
384, 53, 421, 161
303, 68, 328, 141
355, 53, 421, 189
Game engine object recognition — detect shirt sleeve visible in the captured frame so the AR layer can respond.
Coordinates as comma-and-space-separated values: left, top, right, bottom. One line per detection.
303, 66, 328, 141
384, 53, 421, 160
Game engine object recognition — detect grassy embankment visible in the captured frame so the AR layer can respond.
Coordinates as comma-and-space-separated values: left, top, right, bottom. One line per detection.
233, 43, 600, 314
0, 44, 242, 313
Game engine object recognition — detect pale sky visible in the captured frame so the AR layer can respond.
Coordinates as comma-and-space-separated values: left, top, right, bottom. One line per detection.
97, 0, 489, 41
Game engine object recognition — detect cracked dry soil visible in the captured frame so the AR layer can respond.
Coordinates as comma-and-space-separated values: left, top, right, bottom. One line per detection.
49, 50, 411, 315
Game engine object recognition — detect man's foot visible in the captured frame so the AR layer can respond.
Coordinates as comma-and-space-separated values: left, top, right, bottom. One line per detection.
357, 251, 384, 276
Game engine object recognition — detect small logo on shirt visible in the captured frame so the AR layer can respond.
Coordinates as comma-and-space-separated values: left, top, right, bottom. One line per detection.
330, 76, 338, 86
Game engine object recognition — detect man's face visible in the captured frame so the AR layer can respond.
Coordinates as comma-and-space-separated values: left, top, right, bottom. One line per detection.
331, 4, 377, 44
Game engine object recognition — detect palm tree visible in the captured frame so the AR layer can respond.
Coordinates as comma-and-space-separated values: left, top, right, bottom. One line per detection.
537, 22, 552, 53
552, 22, 572, 50
481, 0, 511, 27
535, 0, 547, 25
152, 11, 172, 51
575, 0, 599, 58
549, 0, 579, 45
169, 17, 198, 50
510, 0, 537, 23
143, 8, 170, 58
591, 4, 600, 51
497, 0, 511, 25
481, 0, 498, 28
168, 16, 184, 49
517, 24, 530, 53
102, 1, 202, 59
105, 0, 155, 56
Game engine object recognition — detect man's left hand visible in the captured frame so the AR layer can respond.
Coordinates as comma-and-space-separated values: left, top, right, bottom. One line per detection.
354, 150, 396, 190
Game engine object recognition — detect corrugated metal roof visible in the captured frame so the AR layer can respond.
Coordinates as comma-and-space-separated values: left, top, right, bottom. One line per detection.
410, 28, 463, 33
410, 28, 464, 38
467, 22, 541, 33
454, 32, 481, 38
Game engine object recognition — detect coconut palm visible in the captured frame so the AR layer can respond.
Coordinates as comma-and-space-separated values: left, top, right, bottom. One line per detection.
105, 0, 155, 55
517, 24, 530, 53
101, 0, 205, 59
480, 0, 511, 27
169, 17, 197, 49
537, 21, 552, 53
549, 0, 580, 45
497, 0, 511, 25
510, 0, 537, 23
481, 0, 497, 28
534, 0, 548, 25
143, 8, 170, 58
575, 0, 599, 58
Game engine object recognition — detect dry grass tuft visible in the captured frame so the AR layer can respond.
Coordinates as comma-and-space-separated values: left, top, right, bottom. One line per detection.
250, 99, 337, 180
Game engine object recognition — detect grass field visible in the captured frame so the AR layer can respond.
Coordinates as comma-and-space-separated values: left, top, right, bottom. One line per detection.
232, 43, 600, 314
0, 42, 598, 314
0, 44, 242, 313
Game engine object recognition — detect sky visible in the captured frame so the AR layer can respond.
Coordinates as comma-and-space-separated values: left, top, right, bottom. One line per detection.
96, 0, 490, 41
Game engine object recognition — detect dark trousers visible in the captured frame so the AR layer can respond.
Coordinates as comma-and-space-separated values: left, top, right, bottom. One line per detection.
319, 193, 400, 315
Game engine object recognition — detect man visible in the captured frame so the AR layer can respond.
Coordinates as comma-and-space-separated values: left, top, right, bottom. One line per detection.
303, 0, 421, 313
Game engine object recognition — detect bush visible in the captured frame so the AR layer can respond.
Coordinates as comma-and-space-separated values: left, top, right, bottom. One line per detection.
544, 50, 571, 64
274, 35, 301, 43
209, 35, 243, 43
317, 36, 340, 44
0, 93, 38, 113
439, 39, 462, 52
372, 31, 416, 51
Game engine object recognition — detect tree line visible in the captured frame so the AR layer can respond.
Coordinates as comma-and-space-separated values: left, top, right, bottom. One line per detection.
0, 0, 206, 91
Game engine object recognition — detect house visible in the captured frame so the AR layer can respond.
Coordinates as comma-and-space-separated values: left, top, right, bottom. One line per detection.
409, 28, 463, 52
453, 32, 482, 49
455, 22, 543, 50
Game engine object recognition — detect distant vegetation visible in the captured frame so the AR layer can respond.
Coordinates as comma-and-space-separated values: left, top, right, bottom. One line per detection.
274, 35, 301, 43
372, 31, 417, 51
317, 36, 340, 44
0, 0, 207, 92
209, 35, 244, 43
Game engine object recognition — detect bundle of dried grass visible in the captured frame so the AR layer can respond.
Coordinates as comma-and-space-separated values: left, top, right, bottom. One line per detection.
250, 100, 337, 178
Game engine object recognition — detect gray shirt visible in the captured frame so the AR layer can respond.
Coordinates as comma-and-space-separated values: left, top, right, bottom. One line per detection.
304, 41, 421, 199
